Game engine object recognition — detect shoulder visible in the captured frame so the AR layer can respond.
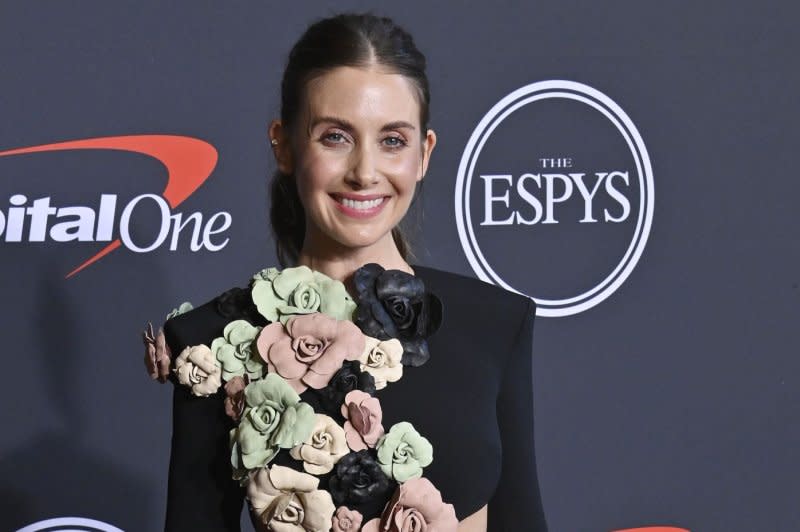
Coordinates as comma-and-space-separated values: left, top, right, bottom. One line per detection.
414, 265, 535, 318
163, 285, 264, 354
413, 265, 536, 367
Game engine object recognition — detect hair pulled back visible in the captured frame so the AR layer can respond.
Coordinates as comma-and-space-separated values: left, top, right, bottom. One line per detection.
270, 13, 431, 267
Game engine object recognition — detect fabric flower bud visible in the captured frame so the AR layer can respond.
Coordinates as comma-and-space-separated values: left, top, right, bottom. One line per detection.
332, 507, 363, 532
166, 301, 193, 320
142, 322, 171, 383
342, 390, 385, 451
224, 376, 248, 422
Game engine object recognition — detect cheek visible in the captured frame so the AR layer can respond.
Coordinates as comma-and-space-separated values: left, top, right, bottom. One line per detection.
386, 153, 423, 193
295, 151, 347, 201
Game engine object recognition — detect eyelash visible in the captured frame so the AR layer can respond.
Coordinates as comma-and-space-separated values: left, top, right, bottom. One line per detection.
322, 132, 348, 144
382, 135, 407, 149
320, 131, 408, 150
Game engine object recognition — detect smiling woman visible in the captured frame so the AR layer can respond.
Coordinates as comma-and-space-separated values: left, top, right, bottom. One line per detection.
270, 66, 435, 265
151, 12, 547, 532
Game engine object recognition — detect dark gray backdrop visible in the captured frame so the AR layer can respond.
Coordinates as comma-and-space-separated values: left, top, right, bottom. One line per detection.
1, 2, 797, 531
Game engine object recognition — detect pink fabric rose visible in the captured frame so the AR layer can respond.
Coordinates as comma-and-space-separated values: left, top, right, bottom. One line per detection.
224, 376, 248, 422
332, 506, 363, 532
143, 322, 171, 383
341, 390, 385, 451
256, 313, 365, 393
362, 477, 457, 532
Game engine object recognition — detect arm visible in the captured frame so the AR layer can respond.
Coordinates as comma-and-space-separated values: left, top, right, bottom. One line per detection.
488, 297, 548, 531
163, 301, 245, 532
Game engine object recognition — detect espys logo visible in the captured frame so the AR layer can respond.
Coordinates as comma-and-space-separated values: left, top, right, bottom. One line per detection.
455, 80, 654, 317
0, 135, 229, 278
16, 516, 123, 532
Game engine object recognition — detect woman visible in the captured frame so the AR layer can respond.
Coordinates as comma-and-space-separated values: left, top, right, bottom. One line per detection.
147, 13, 547, 532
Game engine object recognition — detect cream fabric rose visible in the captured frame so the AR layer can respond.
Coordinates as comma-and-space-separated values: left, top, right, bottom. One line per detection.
247, 465, 336, 532
362, 477, 457, 532
341, 390, 385, 451
358, 337, 403, 390
289, 414, 348, 475
332, 507, 363, 532
173, 344, 222, 396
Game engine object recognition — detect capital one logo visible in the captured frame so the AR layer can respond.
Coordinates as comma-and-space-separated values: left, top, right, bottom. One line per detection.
0, 135, 230, 278
455, 81, 654, 317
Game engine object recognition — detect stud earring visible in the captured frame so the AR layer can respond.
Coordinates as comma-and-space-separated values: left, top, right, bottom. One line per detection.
270, 138, 278, 146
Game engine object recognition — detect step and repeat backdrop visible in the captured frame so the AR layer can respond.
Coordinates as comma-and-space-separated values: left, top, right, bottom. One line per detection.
1, 2, 797, 531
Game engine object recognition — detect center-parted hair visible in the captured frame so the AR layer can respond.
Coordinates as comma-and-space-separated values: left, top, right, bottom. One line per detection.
270, 13, 431, 267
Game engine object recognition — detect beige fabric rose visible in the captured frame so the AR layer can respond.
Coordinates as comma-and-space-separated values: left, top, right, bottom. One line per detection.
289, 414, 349, 475
247, 465, 336, 532
173, 344, 222, 397
341, 390, 385, 451
359, 337, 403, 390
362, 477, 457, 532
332, 507, 363, 531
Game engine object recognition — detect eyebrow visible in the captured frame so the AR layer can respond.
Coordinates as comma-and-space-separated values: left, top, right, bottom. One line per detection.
310, 115, 416, 132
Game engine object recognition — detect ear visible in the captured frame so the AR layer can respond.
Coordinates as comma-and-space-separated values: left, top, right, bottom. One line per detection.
418, 128, 437, 182
269, 120, 293, 174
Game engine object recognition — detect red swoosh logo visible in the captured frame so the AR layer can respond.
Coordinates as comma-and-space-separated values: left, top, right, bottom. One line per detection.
0, 135, 218, 278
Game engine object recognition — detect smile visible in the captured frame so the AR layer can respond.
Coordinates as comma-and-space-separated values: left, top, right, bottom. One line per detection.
332, 194, 388, 218
337, 197, 385, 210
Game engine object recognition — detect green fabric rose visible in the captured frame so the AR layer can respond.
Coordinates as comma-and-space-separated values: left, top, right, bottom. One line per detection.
252, 267, 280, 283
165, 301, 193, 320
251, 265, 356, 324
211, 319, 264, 381
375, 421, 433, 483
230, 373, 316, 471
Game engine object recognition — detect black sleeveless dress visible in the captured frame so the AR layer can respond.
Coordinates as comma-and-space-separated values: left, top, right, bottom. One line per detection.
163, 265, 547, 531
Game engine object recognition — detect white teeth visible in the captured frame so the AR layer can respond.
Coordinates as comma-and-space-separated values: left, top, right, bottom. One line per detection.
338, 197, 385, 210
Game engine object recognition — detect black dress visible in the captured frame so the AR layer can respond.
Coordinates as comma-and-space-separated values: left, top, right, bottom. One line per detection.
163, 265, 547, 532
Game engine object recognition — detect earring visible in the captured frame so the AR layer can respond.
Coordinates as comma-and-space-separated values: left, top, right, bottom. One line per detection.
270, 138, 278, 146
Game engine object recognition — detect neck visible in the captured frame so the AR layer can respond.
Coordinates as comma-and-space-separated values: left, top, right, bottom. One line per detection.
297, 232, 413, 283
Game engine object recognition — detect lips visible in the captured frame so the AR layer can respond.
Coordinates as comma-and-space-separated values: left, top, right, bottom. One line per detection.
331, 193, 389, 219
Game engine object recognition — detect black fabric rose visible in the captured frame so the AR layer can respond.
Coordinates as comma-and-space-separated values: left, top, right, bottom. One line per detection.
328, 449, 397, 520
352, 263, 442, 367
309, 361, 377, 419
215, 287, 268, 326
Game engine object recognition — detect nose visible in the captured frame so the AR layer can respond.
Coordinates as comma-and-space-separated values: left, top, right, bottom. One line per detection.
345, 142, 379, 189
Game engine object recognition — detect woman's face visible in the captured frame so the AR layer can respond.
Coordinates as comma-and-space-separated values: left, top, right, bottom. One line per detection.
272, 66, 436, 256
